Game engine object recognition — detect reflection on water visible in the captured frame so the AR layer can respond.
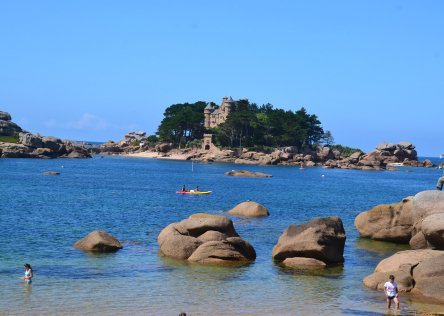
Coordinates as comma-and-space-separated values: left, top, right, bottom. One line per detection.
355, 238, 410, 256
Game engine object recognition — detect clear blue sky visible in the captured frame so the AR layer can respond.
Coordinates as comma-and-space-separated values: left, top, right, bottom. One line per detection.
0, 1, 443, 156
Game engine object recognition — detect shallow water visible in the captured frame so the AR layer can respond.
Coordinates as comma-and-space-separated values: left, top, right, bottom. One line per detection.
1, 156, 444, 315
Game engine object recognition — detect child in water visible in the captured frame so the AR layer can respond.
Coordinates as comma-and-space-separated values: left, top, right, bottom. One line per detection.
22, 263, 33, 282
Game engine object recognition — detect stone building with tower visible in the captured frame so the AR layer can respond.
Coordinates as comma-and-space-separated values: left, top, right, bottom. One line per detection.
204, 96, 235, 129
202, 96, 236, 151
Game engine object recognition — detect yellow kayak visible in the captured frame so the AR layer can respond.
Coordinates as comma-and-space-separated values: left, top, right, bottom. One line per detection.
176, 190, 212, 195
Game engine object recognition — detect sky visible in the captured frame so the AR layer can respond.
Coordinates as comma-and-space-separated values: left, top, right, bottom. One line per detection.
0, 1, 443, 156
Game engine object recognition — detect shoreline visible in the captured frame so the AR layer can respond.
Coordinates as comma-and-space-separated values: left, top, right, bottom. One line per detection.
124, 151, 189, 161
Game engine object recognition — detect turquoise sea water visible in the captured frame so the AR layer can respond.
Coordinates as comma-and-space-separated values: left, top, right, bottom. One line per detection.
1, 156, 444, 315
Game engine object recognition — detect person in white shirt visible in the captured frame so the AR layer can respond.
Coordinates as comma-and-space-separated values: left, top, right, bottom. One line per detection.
384, 274, 399, 310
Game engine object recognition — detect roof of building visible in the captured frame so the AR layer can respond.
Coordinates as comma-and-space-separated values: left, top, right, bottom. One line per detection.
204, 103, 214, 110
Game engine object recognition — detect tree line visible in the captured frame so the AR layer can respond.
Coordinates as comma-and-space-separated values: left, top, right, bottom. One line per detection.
155, 99, 335, 150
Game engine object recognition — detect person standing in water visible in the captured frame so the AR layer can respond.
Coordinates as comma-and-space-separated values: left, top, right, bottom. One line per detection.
384, 274, 399, 310
22, 263, 33, 283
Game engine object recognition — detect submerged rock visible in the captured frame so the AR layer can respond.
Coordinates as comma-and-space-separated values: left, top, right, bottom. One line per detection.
42, 171, 60, 175
157, 213, 256, 265
283, 257, 327, 269
224, 170, 272, 178
74, 230, 123, 252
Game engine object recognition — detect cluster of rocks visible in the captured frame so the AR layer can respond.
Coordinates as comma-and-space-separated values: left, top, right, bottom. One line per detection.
99, 136, 436, 171
0, 110, 91, 158
158, 213, 256, 265
356, 190, 444, 303
93, 131, 157, 155
0, 132, 91, 158
75, 201, 346, 271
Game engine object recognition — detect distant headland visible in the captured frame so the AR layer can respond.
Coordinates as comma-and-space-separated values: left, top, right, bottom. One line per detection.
0, 110, 91, 158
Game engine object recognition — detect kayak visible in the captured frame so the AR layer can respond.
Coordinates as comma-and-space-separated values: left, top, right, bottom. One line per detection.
176, 190, 212, 195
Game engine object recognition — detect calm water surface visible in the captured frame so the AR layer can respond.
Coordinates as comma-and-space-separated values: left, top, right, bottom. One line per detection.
1, 156, 444, 315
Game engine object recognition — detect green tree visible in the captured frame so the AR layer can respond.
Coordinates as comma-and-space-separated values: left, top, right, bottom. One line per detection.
157, 102, 206, 146
321, 130, 334, 146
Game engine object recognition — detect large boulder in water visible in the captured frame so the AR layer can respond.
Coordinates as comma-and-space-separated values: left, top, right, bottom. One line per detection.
272, 216, 346, 264
355, 197, 413, 243
157, 213, 256, 265
187, 237, 256, 264
355, 190, 444, 249
363, 249, 444, 303
73, 230, 123, 252
226, 201, 269, 218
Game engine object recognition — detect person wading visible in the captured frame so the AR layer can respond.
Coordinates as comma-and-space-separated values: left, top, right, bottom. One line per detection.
384, 274, 399, 310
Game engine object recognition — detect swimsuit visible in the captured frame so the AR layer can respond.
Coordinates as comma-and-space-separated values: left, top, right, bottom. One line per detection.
24, 270, 32, 282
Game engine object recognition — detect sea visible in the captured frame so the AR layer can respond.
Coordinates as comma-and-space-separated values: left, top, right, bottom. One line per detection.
1, 156, 444, 316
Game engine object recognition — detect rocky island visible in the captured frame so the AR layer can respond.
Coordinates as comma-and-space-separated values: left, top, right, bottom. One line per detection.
96, 131, 436, 171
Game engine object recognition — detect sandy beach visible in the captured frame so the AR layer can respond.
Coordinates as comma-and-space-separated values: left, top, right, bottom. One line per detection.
125, 151, 189, 161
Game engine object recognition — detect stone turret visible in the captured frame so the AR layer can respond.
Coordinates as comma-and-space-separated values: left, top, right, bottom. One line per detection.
204, 103, 213, 129
204, 96, 236, 129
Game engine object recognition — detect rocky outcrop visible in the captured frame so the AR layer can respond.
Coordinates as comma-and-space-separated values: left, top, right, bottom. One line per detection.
0, 111, 12, 121
73, 230, 123, 252
363, 249, 444, 303
272, 216, 346, 266
157, 213, 256, 265
410, 191, 444, 250
125, 131, 146, 142
227, 201, 269, 218
7, 133, 91, 159
0, 110, 91, 159
355, 191, 444, 250
355, 197, 413, 243
224, 170, 272, 178
0, 111, 22, 136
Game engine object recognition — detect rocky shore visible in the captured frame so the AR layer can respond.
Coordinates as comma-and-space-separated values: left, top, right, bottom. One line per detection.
0, 110, 91, 158
356, 190, 444, 304
97, 132, 438, 171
